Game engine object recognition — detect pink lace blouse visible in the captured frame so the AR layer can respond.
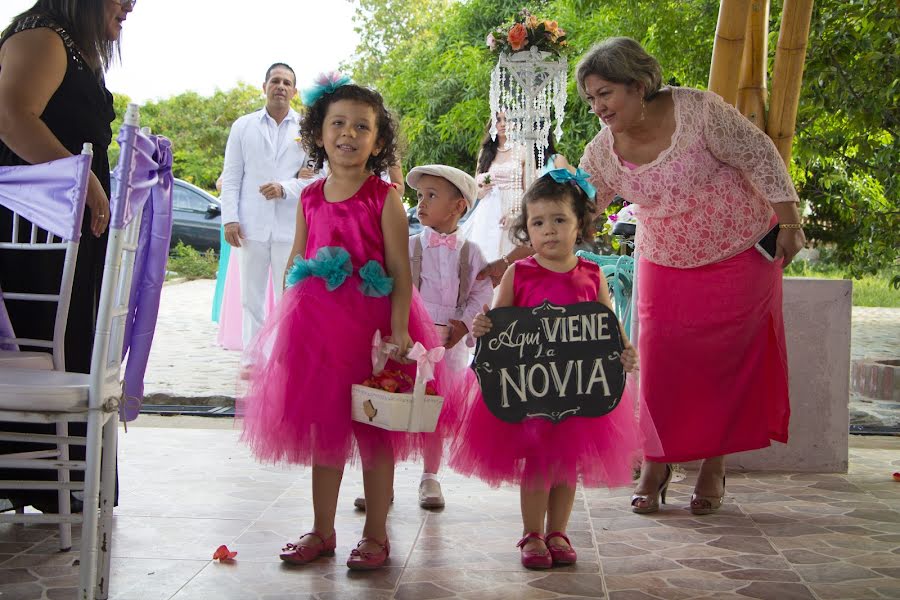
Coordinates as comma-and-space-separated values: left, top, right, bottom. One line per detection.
579, 87, 799, 268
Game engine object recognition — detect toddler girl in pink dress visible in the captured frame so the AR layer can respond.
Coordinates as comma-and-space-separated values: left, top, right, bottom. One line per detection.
451, 170, 641, 569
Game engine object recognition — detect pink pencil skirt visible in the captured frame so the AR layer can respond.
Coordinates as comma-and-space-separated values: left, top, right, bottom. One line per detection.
637, 246, 790, 463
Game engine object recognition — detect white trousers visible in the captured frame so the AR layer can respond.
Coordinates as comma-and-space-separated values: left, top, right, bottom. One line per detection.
239, 237, 292, 351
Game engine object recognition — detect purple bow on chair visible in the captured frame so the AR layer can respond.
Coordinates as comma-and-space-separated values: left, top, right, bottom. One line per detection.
0, 154, 93, 351
116, 123, 174, 421
0, 154, 92, 241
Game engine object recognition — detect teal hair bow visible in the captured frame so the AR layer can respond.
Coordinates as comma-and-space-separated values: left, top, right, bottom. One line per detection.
301, 72, 352, 106
543, 167, 597, 201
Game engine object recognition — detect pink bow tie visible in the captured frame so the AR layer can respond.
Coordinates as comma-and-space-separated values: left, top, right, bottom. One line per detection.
428, 234, 458, 250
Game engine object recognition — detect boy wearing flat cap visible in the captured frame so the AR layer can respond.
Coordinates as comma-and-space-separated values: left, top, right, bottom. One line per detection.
408, 165, 493, 508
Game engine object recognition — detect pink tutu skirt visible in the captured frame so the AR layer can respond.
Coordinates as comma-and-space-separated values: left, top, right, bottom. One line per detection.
238, 276, 465, 469
449, 383, 641, 491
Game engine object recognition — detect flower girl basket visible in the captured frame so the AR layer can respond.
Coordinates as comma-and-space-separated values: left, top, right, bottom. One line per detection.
351, 331, 445, 433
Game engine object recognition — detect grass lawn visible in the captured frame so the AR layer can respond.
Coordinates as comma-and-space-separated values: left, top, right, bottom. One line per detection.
785, 262, 899, 307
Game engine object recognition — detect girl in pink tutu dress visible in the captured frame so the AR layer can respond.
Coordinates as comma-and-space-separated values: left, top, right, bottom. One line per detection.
451, 171, 641, 569
239, 76, 459, 571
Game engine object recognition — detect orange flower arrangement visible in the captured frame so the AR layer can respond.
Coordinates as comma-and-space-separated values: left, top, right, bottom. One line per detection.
487, 9, 568, 56
507, 23, 528, 51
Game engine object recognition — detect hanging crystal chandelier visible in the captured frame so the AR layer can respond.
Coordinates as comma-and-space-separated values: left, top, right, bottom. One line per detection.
489, 45, 568, 190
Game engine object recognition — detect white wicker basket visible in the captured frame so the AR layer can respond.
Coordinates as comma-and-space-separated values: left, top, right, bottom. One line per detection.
350, 331, 445, 433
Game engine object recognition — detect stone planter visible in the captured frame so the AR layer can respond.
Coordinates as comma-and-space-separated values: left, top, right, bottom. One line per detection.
852, 358, 899, 402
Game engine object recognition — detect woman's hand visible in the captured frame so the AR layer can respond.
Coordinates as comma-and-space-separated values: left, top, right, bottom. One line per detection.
477, 258, 509, 287
477, 181, 494, 199
298, 166, 317, 179
86, 172, 110, 237
620, 341, 639, 373
775, 227, 806, 268
472, 305, 493, 338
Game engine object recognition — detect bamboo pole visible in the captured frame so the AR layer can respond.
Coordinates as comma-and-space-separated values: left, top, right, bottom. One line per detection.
708, 0, 753, 106
767, 0, 815, 166
736, 0, 770, 130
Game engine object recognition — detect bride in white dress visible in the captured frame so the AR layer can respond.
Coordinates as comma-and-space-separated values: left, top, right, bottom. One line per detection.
463, 113, 526, 263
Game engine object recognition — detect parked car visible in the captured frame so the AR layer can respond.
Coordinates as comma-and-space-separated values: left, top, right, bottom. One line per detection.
110, 174, 222, 254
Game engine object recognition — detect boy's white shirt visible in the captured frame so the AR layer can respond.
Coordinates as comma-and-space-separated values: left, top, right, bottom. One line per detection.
410, 226, 494, 371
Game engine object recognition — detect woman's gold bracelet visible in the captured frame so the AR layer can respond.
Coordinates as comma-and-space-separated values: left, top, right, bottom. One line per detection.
778, 223, 803, 230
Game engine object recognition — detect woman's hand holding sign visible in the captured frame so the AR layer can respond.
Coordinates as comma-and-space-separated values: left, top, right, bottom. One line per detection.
620, 339, 638, 373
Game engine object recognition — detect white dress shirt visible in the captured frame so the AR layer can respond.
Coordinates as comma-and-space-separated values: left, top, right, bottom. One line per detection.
410, 227, 494, 372
220, 107, 318, 243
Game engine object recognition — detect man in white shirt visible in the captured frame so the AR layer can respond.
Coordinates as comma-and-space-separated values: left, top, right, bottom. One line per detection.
220, 63, 315, 351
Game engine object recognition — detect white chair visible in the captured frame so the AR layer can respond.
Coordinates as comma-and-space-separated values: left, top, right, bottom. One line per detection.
0, 103, 171, 599
0, 145, 94, 552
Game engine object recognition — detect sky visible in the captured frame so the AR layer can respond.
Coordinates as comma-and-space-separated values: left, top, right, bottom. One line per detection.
0, 0, 361, 104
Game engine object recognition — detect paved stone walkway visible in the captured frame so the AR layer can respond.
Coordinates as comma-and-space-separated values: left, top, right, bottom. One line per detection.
144, 279, 240, 401
144, 280, 900, 426
2, 426, 899, 600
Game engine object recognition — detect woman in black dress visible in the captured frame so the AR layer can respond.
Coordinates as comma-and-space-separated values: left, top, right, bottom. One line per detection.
0, 0, 135, 512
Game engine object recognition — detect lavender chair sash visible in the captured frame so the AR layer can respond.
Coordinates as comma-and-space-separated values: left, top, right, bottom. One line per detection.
0, 154, 93, 352
0, 154, 92, 241
114, 124, 174, 421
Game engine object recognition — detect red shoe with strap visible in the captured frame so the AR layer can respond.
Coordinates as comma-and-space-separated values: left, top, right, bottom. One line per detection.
279, 531, 336, 565
516, 532, 552, 569
546, 531, 577, 565
346, 537, 390, 570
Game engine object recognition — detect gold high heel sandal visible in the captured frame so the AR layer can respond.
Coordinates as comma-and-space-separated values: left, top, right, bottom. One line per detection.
631, 464, 673, 514
690, 475, 726, 515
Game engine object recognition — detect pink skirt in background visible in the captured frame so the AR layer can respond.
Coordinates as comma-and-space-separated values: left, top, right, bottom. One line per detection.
636, 246, 790, 463
216, 248, 275, 351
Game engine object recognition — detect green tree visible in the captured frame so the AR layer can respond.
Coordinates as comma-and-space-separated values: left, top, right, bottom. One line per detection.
791, 0, 898, 275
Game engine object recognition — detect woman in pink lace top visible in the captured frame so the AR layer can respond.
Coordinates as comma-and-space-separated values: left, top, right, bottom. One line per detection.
556, 37, 806, 516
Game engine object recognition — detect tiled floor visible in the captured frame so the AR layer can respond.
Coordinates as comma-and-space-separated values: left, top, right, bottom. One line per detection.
1, 422, 899, 600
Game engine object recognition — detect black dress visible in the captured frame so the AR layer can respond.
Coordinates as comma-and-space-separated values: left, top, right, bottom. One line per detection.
0, 15, 116, 511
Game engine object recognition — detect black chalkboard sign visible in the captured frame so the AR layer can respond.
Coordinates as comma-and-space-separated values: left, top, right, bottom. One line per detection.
472, 301, 626, 423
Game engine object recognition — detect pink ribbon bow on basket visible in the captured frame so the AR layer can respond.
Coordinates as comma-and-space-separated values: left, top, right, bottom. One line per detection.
406, 342, 445, 385
370, 330, 399, 373
406, 342, 445, 431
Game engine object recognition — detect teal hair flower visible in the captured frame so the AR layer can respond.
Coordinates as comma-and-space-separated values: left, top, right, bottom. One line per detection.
301, 71, 352, 106
358, 260, 394, 297
287, 246, 353, 291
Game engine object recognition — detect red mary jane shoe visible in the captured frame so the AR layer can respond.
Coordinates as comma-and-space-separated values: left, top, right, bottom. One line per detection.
279, 531, 336, 565
546, 531, 577, 565
346, 537, 390, 570
517, 532, 552, 569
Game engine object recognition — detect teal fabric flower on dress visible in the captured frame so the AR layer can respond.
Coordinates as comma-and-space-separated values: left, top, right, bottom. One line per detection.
287, 246, 353, 291
286, 256, 312, 288
358, 260, 394, 297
